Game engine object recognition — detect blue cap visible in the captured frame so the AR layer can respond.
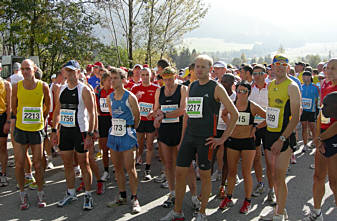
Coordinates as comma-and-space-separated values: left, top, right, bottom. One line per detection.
213, 61, 227, 68
64, 60, 80, 70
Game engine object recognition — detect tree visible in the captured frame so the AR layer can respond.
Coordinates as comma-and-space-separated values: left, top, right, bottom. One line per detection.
305, 54, 321, 68
232, 57, 242, 67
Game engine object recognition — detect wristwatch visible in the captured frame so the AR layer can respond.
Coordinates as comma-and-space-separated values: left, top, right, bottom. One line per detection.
279, 135, 286, 142
87, 132, 94, 137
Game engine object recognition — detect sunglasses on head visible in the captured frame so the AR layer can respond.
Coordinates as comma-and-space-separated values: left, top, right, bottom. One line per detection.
253, 71, 265, 76
273, 62, 288, 67
237, 89, 249, 94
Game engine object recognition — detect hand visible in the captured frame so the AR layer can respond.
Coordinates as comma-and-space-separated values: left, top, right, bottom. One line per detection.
93, 130, 99, 140
271, 139, 283, 155
3, 121, 10, 134
205, 137, 226, 150
318, 142, 325, 154
250, 127, 257, 139
147, 110, 159, 119
153, 117, 161, 129
50, 132, 58, 146
84, 136, 94, 150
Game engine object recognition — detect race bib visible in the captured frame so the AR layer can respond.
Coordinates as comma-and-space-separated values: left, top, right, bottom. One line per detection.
217, 104, 226, 130
254, 115, 264, 124
161, 105, 179, 123
302, 98, 312, 110
60, 109, 76, 127
139, 102, 153, 117
187, 97, 203, 118
110, 118, 126, 136
236, 112, 250, 126
22, 107, 42, 124
266, 107, 280, 128
99, 98, 109, 113
321, 110, 330, 124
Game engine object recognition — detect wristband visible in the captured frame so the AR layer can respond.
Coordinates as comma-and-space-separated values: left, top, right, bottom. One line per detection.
51, 128, 57, 133
11, 114, 16, 119
6, 120, 11, 124
94, 129, 98, 133
87, 132, 94, 137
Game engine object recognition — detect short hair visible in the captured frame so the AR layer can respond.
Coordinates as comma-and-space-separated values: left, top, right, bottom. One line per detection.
140, 67, 152, 76
305, 66, 313, 73
236, 80, 252, 96
312, 69, 319, 75
35, 67, 43, 80
221, 73, 235, 85
195, 54, 213, 67
252, 64, 266, 73
242, 65, 253, 76
110, 67, 126, 79
189, 63, 195, 71
157, 59, 170, 69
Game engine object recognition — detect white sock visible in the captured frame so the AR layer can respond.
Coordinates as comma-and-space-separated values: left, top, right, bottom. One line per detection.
170, 190, 175, 197
313, 208, 321, 215
68, 188, 75, 196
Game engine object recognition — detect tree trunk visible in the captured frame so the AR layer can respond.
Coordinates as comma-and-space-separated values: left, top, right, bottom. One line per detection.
128, 0, 133, 68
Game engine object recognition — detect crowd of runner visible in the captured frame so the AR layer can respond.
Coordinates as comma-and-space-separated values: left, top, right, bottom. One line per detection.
0, 54, 336, 221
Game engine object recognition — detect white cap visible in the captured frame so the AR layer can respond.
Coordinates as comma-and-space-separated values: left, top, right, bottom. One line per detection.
213, 61, 227, 68
51, 74, 57, 79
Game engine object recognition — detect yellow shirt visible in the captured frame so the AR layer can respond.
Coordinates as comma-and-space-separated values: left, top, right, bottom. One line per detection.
0, 78, 7, 114
298, 72, 319, 84
267, 78, 292, 133
16, 80, 44, 131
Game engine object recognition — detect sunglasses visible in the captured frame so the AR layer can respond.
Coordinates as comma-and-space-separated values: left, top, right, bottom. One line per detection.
273, 62, 288, 67
253, 71, 265, 76
237, 89, 249, 94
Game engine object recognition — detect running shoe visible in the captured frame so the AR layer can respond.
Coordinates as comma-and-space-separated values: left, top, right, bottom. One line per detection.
47, 161, 54, 169
260, 208, 288, 220
131, 197, 141, 214
210, 170, 219, 182
29, 182, 38, 190
310, 164, 315, 169
20, 192, 29, 210
37, 191, 46, 208
195, 212, 207, 221
76, 181, 85, 192
160, 210, 185, 221
74, 166, 81, 177
302, 210, 323, 221
83, 193, 94, 210
57, 191, 78, 207
191, 195, 201, 211
267, 189, 276, 206
162, 193, 175, 208
217, 185, 226, 199
0, 175, 8, 187
16, 177, 33, 189
97, 181, 104, 195
95, 151, 102, 160
219, 196, 234, 209
303, 145, 309, 153
252, 182, 265, 197
239, 199, 251, 214
8, 159, 15, 167
143, 170, 152, 181
101, 171, 110, 182
106, 196, 127, 207
154, 172, 166, 183
161, 180, 169, 189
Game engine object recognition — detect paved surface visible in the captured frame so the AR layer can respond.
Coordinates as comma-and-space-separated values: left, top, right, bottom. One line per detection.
0, 137, 336, 221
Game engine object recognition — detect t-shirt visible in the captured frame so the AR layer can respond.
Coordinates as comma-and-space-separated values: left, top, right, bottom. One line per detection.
88, 75, 100, 89
301, 83, 319, 112
9, 73, 24, 85
131, 83, 159, 121
125, 79, 141, 91
320, 80, 337, 130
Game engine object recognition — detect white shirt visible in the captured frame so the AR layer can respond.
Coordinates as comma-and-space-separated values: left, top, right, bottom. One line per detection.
10, 73, 24, 85
217, 91, 236, 131
248, 83, 268, 110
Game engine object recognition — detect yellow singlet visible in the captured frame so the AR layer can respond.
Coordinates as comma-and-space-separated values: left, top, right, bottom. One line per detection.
0, 78, 7, 114
16, 80, 44, 131
266, 78, 292, 133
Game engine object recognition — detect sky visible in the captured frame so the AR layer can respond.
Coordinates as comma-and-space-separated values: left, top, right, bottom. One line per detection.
182, 0, 337, 54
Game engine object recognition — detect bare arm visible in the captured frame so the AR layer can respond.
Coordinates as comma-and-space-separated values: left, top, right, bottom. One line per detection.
42, 82, 51, 119
153, 87, 161, 112
214, 84, 239, 140
128, 92, 140, 129
5, 81, 12, 121
320, 122, 337, 140
82, 86, 95, 133
52, 87, 61, 129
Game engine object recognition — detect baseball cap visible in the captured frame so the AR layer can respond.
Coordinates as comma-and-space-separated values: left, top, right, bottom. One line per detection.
86, 64, 93, 70
64, 60, 80, 70
302, 71, 312, 76
13, 62, 21, 71
161, 67, 176, 78
51, 74, 57, 79
94, 62, 104, 69
213, 61, 227, 68
143, 64, 149, 68
272, 55, 289, 64
295, 61, 305, 66
133, 64, 143, 69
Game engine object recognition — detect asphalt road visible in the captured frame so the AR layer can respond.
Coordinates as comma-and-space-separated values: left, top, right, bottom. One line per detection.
0, 137, 336, 221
